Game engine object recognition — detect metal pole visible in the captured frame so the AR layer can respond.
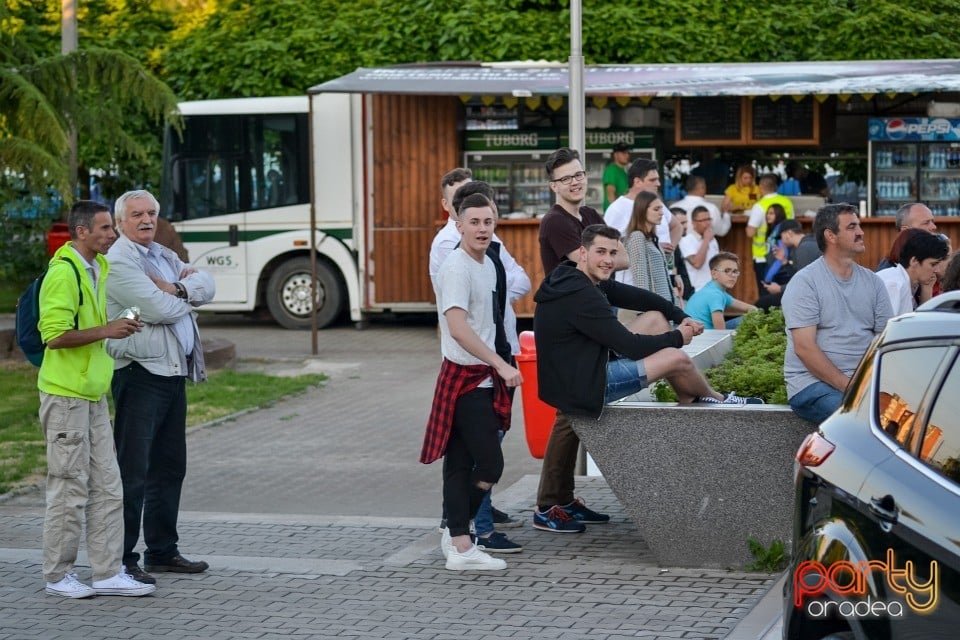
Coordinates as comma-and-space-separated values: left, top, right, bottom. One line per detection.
568, 0, 585, 160
570, 0, 587, 476
62, 0, 78, 197
308, 95, 319, 355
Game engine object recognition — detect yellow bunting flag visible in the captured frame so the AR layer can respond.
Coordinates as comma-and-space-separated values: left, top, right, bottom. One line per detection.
791, 94, 805, 103
814, 94, 830, 104
837, 94, 852, 103
638, 96, 653, 105
481, 95, 496, 106
592, 96, 608, 109
547, 95, 564, 111
769, 94, 782, 102
861, 93, 876, 102
459, 95, 472, 104
615, 96, 631, 107
503, 96, 518, 109
525, 96, 542, 110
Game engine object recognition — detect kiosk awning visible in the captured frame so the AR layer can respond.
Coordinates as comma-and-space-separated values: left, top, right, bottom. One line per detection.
309, 59, 960, 98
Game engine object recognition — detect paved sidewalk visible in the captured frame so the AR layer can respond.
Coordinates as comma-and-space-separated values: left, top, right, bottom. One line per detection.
0, 316, 780, 638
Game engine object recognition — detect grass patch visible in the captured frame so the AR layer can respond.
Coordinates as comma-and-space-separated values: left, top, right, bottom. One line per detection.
0, 361, 326, 494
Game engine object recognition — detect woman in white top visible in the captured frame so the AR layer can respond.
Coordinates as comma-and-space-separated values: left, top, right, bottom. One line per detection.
876, 228, 949, 315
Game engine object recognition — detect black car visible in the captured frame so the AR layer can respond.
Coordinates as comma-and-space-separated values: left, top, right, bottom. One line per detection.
784, 292, 960, 639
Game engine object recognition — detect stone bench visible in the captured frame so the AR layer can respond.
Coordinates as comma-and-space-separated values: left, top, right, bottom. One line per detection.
571, 402, 812, 569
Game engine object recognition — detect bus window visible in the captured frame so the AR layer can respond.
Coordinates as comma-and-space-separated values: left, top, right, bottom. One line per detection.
163, 112, 308, 221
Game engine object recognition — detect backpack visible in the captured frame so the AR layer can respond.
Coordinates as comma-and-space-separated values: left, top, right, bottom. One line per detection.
15, 257, 83, 367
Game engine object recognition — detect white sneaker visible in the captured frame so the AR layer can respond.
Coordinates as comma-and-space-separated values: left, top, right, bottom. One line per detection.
445, 544, 507, 571
440, 527, 453, 559
92, 568, 156, 596
45, 573, 96, 599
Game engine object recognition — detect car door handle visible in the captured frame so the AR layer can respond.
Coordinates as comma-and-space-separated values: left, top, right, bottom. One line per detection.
869, 495, 899, 525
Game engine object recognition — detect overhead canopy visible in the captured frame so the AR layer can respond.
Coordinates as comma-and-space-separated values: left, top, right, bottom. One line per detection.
309, 59, 960, 98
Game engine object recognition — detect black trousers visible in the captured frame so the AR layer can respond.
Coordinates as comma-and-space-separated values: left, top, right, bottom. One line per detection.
112, 362, 187, 565
442, 388, 504, 537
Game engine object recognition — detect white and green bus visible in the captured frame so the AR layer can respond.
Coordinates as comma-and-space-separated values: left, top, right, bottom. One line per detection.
160, 95, 366, 329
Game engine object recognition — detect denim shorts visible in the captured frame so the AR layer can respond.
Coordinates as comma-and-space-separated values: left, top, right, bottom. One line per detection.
605, 357, 648, 404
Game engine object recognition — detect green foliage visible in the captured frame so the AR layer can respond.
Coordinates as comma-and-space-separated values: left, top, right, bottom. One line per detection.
652, 309, 787, 404
0, 191, 62, 286
705, 309, 788, 404
1, 1, 180, 200
745, 536, 788, 572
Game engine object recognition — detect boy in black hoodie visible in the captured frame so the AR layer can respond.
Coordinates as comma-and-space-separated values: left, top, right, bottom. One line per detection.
534, 224, 762, 422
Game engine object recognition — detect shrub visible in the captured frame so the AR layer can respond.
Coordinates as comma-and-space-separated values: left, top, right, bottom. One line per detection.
653, 308, 788, 403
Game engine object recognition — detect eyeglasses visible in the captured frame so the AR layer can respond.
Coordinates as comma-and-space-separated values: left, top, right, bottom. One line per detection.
714, 268, 740, 275
550, 171, 587, 185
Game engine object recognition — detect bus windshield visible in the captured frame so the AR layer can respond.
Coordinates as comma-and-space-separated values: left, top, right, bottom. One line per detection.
161, 111, 309, 221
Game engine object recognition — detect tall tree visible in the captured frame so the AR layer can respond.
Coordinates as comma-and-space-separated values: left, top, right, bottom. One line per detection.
0, 3, 180, 202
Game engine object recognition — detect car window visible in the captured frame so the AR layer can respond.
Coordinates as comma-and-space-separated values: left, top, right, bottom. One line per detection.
920, 354, 960, 486
875, 347, 945, 447
845, 349, 875, 420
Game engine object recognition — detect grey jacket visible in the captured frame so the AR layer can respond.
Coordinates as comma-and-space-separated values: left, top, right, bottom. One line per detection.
105, 234, 216, 382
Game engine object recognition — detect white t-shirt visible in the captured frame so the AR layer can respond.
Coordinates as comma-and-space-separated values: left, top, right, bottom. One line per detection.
429, 218, 529, 355
876, 263, 915, 316
670, 194, 730, 236
435, 249, 497, 375
678, 231, 719, 292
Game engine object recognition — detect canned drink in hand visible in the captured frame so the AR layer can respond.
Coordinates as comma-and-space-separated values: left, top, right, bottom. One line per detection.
122, 306, 141, 322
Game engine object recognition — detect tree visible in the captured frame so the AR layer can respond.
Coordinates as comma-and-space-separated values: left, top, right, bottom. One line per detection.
1, 1, 180, 200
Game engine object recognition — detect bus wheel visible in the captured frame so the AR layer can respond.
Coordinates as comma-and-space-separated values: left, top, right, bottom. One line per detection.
266, 257, 343, 330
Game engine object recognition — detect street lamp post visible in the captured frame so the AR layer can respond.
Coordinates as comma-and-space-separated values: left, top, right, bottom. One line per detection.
568, 0, 585, 160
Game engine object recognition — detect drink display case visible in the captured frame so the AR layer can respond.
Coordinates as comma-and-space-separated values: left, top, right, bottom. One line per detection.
869, 117, 960, 216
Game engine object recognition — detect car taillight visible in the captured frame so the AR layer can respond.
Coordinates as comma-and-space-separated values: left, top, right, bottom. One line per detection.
796, 432, 835, 467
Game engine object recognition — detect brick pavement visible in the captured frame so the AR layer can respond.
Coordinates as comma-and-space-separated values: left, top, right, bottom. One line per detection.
0, 317, 778, 638
0, 478, 774, 640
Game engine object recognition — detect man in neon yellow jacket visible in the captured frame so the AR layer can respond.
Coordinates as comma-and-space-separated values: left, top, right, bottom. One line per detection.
37, 200, 153, 598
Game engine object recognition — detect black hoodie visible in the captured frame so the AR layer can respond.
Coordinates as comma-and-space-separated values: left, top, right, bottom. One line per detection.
533, 261, 688, 418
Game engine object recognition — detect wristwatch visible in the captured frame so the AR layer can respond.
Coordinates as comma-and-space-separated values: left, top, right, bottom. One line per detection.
173, 282, 188, 299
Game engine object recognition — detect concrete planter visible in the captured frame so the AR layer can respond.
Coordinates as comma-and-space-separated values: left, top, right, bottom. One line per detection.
571, 402, 813, 569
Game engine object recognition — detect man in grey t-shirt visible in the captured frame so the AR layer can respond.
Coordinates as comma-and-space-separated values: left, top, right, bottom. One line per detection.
782, 204, 893, 423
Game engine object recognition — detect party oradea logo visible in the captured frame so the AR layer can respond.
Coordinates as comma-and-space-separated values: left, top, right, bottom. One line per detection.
794, 549, 939, 619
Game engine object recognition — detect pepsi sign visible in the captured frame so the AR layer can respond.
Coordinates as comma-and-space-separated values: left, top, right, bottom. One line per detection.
869, 117, 960, 141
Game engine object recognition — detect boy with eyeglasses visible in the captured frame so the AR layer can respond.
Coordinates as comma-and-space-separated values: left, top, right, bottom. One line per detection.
684, 252, 757, 330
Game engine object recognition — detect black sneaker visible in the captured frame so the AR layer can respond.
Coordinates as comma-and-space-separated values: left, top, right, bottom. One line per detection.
476, 531, 523, 553
491, 507, 521, 528
123, 564, 157, 585
561, 498, 610, 524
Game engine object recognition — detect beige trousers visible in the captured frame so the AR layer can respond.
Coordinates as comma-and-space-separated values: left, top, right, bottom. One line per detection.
39, 392, 124, 583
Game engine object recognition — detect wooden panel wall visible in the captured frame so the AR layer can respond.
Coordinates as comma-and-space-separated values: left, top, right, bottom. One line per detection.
370, 94, 459, 304
495, 217, 960, 317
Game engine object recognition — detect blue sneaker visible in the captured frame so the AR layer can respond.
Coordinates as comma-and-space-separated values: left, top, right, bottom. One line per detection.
532, 505, 586, 533
561, 498, 610, 524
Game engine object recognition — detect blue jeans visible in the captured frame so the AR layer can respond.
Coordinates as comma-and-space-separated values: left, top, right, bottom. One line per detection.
112, 363, 188, 565
473, 430, 506, 537
789, 381, 843, 424
725, 316, 744, 330
605, 358, 648, 404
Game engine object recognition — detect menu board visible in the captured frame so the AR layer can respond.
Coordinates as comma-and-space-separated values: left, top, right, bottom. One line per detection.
751, 97, 817, 142
677, 97, 744, 142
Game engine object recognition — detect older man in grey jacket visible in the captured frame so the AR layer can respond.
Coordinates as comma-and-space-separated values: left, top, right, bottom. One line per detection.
106, 189, 215, 585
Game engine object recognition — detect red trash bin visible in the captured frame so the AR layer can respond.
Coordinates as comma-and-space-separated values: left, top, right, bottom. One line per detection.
47, 222, 71, 257
515, 330, 557, 459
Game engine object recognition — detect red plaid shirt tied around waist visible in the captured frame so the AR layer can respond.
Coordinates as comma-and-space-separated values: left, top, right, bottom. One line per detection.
419, 359, 512, 464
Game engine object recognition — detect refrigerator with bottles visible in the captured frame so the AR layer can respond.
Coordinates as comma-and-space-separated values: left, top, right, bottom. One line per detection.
868, 117, 960, 217
464, 143, 656, 217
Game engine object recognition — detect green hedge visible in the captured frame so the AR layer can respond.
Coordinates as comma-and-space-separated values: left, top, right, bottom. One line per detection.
654, 308, 788, 403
